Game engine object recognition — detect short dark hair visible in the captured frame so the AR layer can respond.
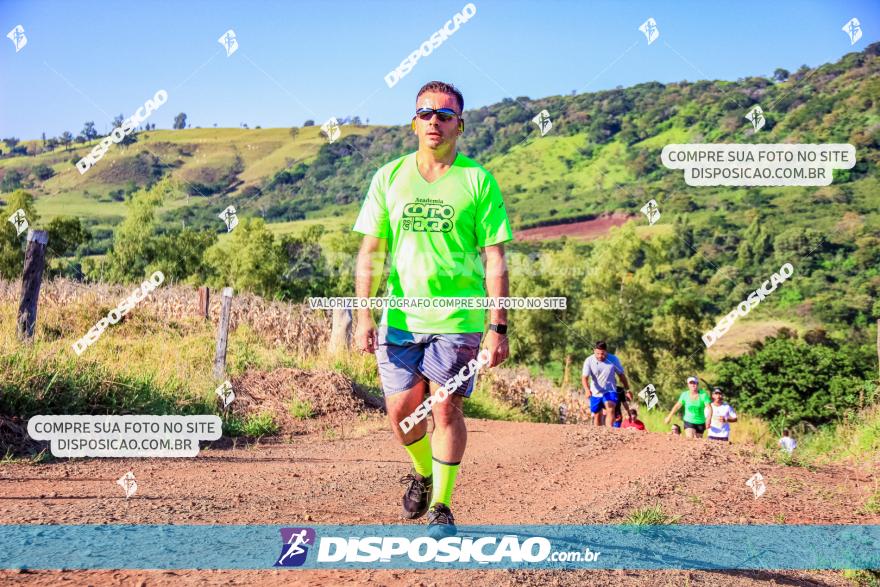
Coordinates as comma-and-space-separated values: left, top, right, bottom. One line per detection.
783, 428, 790, 436
594, 341, 607, 350
416, 81, 464, 114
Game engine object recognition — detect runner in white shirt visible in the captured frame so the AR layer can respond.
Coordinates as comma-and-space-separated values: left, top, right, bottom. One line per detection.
705, 387, 737, 442
779, 429, 797, 454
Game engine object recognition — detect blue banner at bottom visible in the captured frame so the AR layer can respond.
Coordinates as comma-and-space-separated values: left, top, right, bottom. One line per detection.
0, 525, 877, 570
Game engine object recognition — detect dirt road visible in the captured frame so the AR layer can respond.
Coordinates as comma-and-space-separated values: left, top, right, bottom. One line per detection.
1, 419, 877, 586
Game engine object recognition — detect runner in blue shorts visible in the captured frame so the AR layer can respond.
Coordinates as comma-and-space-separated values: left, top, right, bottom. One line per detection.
582, 341, 632, 428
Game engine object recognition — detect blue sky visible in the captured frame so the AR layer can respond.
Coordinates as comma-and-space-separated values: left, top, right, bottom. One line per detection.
0, 0, 877, 139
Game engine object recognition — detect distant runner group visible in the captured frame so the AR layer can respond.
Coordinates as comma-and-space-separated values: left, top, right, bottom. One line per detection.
582, 341, 737, 440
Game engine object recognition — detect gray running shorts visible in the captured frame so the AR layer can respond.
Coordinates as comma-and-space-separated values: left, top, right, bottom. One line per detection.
376, 325, 483, 398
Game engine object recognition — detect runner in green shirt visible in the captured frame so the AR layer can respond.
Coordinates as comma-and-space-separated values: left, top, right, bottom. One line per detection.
353, 81, 513, 537
664, 376, 711, 439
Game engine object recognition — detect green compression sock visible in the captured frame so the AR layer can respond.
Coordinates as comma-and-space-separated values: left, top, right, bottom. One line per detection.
430, 457, 461, 507
403, 434, 433, 478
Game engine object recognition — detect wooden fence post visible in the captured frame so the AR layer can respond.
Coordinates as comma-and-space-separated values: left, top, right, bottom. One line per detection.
198, 286, 210, 320
17, 230, 48, 342
329, 308, 353, 354
213, 287, 233, 379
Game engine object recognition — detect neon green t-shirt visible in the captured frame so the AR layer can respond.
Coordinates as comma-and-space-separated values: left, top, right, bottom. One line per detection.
353, 151, 513, 333
678, 389, 711, 425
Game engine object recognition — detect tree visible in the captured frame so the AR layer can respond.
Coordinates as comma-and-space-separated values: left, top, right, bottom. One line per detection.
47, 216, 90, 257
0, 190, 39, 278
60, 131, 74, 151
736, 214, 773, 270
173, 113, 187, 130
715, 335, 874, 426
773, 68, 790, 82
289, 127, 299, 141
204, 217, 286, 297
111, 115, 136, 146
81, 121, 98, 142
102, 179, 178, 282
2, 137, 20, 154
148, 228, 217, 283
303, 119, 315, 127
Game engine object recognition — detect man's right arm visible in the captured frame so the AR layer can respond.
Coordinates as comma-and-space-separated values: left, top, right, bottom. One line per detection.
354, 235, 386, 353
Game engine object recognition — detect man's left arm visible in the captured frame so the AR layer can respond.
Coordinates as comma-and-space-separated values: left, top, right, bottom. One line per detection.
483, 244, 509, 368
617, 368, 633, 403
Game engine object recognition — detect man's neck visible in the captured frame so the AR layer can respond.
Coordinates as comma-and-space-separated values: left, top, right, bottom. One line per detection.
417, 145, 457, 168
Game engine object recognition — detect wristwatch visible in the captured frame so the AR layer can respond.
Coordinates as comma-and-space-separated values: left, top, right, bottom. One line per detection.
488, 323, 508, 335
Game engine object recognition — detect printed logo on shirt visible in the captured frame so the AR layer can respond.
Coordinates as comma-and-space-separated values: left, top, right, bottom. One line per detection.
402, 198, 455, 233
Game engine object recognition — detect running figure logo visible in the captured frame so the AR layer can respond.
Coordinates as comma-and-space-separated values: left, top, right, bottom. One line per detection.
116, 471, 137, 499
218, 29, 239, 57
744, 106, 765, 132
275, 528, 316, 567
532, 110, 552, 137
638, 384, 658, 410
8, 209, 28, 236
746, 472, 766, 499
219, 205, 239, 232
215, 381, 235, 408
321, 117, 341, 143
842, 18, 862, 46
6, 25, 27, 53
638, 18, 659, 45
640, 200, 660, 225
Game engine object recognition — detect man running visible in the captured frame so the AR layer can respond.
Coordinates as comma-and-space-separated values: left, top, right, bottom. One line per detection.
581, 341, 632, 428
705, 387, 737, 442
353, 81, 512, 537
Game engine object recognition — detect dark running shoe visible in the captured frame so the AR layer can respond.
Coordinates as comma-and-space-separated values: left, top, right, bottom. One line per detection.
427, 503, 457, 538
400, 472, 432, 520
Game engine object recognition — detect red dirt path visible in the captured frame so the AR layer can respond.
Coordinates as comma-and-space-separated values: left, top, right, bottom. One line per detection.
514, 213, 634, 241
0, 419, 876, 586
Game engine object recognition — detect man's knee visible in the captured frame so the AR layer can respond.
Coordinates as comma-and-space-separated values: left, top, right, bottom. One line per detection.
386, 386, 426, 420
432, 394, 463, 425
